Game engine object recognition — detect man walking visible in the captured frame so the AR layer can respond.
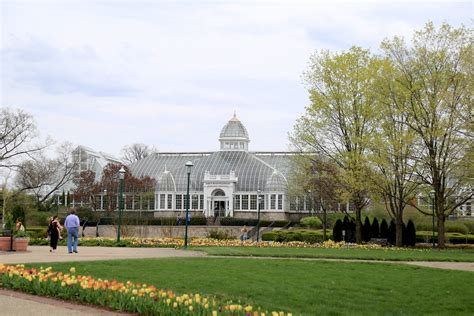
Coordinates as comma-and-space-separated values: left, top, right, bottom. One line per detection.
64, 210, 80, 254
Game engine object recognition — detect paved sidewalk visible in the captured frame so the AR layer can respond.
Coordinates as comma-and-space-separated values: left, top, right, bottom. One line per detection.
0, 288, 130, 315
0, 246, 204, 264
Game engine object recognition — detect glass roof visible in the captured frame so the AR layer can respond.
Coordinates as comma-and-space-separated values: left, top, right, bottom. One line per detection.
219, 117, 249, 140
131, 151, 293, 192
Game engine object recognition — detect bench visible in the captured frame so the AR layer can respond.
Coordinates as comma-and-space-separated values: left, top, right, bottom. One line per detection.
369, 238, 388, 245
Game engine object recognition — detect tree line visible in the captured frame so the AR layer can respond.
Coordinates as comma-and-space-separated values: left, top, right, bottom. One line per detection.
290, 22, 473, 248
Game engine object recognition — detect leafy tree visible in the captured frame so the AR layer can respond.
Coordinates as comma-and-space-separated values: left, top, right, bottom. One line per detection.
292, 47, 381, 243
369, 57, 420, 247
288, 154, 342, 240
381, 22, 473, 248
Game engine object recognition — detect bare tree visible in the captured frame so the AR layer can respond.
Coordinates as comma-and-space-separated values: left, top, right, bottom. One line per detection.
121, 143, 156, 165
0, 107, 49, 170
16, 143, 78, 207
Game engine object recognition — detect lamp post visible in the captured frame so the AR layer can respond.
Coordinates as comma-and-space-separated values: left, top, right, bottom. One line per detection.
103, 189, 107, 210
184, 161, 194, 249
256, 189, 261, 242
430, 190, 436, 249
117, 167, 125, 243
307, 190, 313, 216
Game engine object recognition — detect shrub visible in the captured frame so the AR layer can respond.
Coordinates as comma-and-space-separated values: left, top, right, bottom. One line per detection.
300, 216, 322, 228
371, 217, 380, 238
206, 229, 235, 240
26, 226, 48, 239
463, 221, 474, 234
11, 205, 26, 224
405, 220, 416, 246
262, 229, 325, 244
362, 217, 372, 242
380, 219, 388, 238
444, 222, 469, 234
387, 220, 396, 245
333, 219, 343, 242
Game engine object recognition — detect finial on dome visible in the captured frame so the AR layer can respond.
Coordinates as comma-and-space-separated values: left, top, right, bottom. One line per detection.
231, 111, 239, 121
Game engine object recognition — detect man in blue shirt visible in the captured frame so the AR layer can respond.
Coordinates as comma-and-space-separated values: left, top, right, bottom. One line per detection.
64, 210, 80, 253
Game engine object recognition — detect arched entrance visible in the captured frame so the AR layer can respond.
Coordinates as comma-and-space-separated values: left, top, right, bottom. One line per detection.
212, 189, 226, 217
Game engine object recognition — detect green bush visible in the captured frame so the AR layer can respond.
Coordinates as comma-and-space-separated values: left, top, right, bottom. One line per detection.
463, 221, 474, 234
444, 222, 469, 234
206, 229, 235, 240
333, 219, 343, 242
416, 231, 474, 244
26, 226, 48, 239
300, 216, 322, 228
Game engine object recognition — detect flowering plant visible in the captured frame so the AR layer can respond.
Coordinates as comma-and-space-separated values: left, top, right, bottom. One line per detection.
0, 264, 292, 316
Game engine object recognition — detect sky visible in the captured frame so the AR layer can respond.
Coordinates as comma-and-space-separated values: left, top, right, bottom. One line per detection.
1, 0, 471, 158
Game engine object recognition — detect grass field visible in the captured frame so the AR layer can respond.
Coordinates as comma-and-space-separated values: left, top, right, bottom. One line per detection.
31, 258, 474, 315
194, 246, 474, 262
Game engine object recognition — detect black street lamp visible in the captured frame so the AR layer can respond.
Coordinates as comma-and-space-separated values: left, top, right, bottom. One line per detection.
184, 161, 194, 248
117, 166, 125, 242
256, 189, 261, 242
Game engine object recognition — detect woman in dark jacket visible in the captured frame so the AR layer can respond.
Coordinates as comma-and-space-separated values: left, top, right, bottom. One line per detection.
48, 216, 61, 252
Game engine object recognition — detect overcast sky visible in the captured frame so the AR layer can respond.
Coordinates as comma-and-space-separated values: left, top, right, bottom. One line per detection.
1, 0, 471, 157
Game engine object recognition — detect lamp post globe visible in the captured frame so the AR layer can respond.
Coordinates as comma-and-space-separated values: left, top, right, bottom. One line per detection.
184, 161, 194, 249
117, 166, 125, 242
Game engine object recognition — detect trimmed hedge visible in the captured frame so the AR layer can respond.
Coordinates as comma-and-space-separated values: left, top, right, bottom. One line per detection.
25, 226, 48, 239
262, 229, 331, 244
220, 218, 290, 227
416, 231, 474, 244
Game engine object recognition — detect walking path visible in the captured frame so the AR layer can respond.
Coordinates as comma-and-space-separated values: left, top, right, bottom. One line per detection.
0, 246, 472, 315
0, 245, 205, 264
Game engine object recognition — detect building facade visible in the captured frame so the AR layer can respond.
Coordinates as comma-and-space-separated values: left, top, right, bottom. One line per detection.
131, 114, 299, 220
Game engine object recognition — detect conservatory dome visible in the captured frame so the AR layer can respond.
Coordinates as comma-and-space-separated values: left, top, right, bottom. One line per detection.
219, 113, 250, 151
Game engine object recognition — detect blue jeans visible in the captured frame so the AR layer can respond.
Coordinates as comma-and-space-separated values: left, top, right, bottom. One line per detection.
67, 227, 79, 253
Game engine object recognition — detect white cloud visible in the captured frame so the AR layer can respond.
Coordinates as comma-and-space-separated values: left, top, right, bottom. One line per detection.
1, 0, 471, 157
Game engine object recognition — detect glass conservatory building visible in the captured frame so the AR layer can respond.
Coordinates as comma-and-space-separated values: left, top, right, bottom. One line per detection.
131, 114, 296, 220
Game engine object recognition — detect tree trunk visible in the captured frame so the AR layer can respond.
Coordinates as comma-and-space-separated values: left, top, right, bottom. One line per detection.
437, 216, 445, 249
395, 218, 403, 247
323, 209, 327, 241
355, 209, 362, 244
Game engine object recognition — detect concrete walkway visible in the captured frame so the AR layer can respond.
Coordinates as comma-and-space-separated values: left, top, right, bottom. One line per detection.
0, 245, 204, 264
0, 288, 130, 316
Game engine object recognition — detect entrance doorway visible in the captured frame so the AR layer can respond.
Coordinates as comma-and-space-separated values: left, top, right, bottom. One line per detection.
213, 201, 226, 217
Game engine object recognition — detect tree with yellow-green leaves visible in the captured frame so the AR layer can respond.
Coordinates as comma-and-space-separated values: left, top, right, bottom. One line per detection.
381, 22, 473, 248
291, 47, 382, 244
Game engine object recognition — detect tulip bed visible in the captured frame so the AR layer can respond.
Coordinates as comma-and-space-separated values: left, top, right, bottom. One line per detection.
0, 264, 292, 316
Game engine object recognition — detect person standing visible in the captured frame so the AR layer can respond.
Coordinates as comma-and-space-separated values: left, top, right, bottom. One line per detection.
64, 210, 80, 254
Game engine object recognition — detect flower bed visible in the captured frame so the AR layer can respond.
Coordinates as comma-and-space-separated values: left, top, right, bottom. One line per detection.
0, 264, 292, 315
29, 236, 420, 251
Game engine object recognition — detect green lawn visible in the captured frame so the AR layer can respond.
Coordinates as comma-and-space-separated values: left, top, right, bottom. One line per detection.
31, 258, 474, 315
194, 246, 474, 262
